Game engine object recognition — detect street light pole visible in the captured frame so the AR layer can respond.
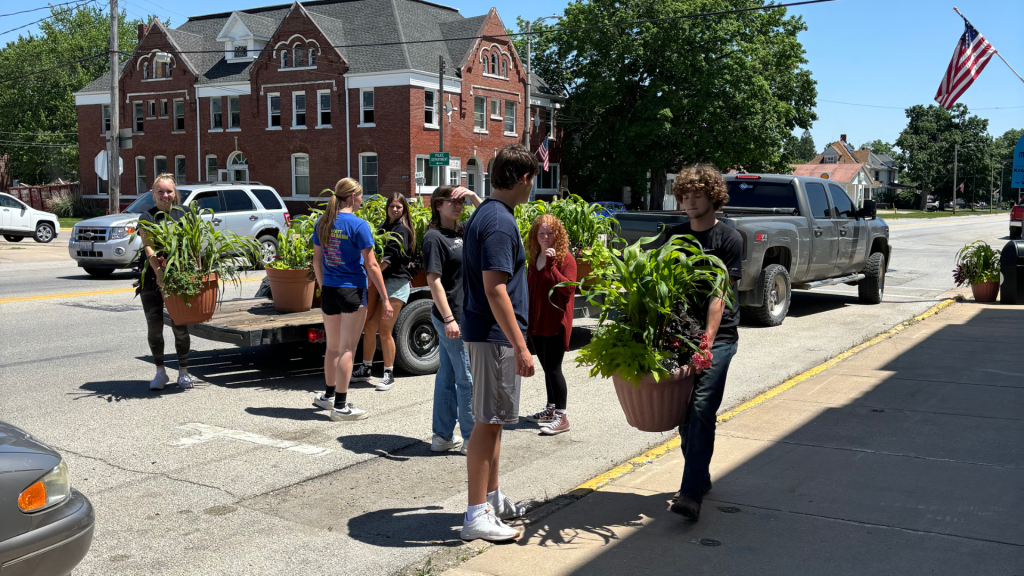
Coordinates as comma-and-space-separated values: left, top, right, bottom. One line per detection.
952, 144, 958, 215
108, 0, 120, 214
524, 20, 531, 152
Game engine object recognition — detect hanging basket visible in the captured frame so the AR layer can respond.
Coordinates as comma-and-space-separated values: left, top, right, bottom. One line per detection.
163, 274, 219, 325
971, 280, 999, 303
265, 267, 315, 313
612, 370, 695, 433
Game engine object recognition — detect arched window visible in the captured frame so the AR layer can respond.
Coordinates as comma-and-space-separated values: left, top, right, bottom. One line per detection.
293, 44, 305, 67
142, 62, 149, 79
281, 50, 289, 68
500, 60, 507, 78
308, 49, 316, 67
227, 151, 248, 182
490, 53, 497, 75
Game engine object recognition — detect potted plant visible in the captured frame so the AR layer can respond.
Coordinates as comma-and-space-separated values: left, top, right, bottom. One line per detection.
137, 204, 260, 325
549, 194, 617, 286
354, 194, 401, 271
953, 240, 1001, 302
265, 213, 319, 313
573, 234, 732, 432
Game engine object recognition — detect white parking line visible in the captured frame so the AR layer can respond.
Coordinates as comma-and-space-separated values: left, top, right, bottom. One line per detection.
173, 423, 332, 456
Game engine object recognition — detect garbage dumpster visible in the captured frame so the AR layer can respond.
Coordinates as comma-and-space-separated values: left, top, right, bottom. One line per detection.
1000, 240, 1024, 304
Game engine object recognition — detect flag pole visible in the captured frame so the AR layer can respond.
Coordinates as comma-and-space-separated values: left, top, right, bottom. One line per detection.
954, 6, 1024, 85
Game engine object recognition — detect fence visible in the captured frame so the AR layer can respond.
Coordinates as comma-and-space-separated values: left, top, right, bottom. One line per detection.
6, 183, 80, 211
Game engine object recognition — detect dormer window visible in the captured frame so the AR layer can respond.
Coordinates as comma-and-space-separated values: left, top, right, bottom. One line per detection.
234, 45, 248, 58
293, 44, 305, 67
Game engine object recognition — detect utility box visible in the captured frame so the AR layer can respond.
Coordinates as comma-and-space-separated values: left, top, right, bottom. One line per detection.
1000, 240, 1024, 304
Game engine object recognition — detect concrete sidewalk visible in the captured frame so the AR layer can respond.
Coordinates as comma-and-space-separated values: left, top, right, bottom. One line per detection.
442, 301, 1024, 576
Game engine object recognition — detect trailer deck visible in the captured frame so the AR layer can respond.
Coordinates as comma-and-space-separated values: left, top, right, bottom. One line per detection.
163, 298, 323, 347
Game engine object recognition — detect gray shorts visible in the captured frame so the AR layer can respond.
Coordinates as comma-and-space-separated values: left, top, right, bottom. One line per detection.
381, 276, 411, 304
466, 342, 521, 425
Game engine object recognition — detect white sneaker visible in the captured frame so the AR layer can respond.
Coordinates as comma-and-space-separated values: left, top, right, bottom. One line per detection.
150, 371, 169, 391
376, 370, 396, 391
460, 442, 469, 456
430, 434, 464, 452
460, 507, 520, 542
330, 403, 368, 421
312, 393, 335, 411
493, 494, 526, 521
177, 373, 195, 389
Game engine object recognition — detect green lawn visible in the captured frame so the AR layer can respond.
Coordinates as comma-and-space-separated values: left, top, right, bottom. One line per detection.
882, 209, 1008, 220
59, 218, 84, 229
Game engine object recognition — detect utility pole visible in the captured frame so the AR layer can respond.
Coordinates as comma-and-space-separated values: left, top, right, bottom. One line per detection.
952, 143, 958, 215
524, 20, 531, 152
108, 0, 120, 214
438, 55, 444, 156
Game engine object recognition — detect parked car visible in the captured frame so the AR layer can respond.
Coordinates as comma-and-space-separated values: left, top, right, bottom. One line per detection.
1010, 203, 1023, 239
614, 174, 890, 326
0, 193, 59, 244
0, 420, 94, 575
68, 183, 290, 277
592, 201, 626, 218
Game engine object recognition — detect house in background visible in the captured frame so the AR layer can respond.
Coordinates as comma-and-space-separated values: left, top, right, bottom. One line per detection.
791, 134, 896, 207
528, 72, 564, 201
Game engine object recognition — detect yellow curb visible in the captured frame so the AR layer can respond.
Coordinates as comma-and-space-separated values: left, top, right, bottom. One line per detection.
570, 298, 957, 495
0, 276, 264, 305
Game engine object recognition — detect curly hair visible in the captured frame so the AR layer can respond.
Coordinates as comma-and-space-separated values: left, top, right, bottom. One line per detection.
672, 163, 729, 210
527, 214, 570, 267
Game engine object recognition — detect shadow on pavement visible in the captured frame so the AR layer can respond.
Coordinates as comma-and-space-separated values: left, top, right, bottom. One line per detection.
72, 379, 185, 402
505, 305, 1024, 576
145, 343, 326, 391
338, 434, 433, 461
347, 506, 466, 547
244, 406, 332, 421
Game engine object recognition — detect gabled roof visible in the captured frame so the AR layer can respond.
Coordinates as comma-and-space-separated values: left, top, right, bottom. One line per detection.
531, 72, 564, 100
237, 12, 278, 39
791, 162, 870, 184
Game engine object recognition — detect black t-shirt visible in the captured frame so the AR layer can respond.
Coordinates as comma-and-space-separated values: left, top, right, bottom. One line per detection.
422, 226, 464, 323
380, 220, 412, 280
461, 199, 528, 345
137, 205, 185, 292
666, 221, 742, 344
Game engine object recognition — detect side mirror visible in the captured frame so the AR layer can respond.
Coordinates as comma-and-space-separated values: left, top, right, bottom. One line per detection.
858, 199, 877, 220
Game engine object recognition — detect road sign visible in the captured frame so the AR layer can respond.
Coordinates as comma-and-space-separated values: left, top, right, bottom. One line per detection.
1012, 134, 1024, 189
429, 152, 450, 167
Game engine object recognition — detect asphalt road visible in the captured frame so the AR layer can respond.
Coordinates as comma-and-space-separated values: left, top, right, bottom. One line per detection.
0, 214, 1010, 576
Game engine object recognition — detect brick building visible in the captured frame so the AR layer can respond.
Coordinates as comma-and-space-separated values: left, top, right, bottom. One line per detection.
74, 0, 564, 210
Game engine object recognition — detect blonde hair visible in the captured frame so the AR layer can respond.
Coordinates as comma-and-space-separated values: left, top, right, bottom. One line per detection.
152, 173, 180, 205
317, 177, 363, 246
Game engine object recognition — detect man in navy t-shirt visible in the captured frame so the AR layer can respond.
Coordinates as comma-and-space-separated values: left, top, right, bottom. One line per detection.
459, 144, 539, 543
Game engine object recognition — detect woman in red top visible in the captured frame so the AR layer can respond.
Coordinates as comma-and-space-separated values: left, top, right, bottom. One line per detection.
525, 214, 577, 435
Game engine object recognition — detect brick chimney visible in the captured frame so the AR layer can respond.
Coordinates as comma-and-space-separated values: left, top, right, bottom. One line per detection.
138, 23, 148, 43
840, 134, 847, 144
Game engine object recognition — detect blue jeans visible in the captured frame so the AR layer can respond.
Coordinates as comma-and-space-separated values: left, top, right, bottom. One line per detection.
431, 315, 475, 442
679, 339, 738, 503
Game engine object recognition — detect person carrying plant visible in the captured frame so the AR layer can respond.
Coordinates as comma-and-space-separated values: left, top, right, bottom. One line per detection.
137, 173, 192, 391
459, 144, 538, 542
423, 185, 483, 454
310, 178, 392, 421
664, 164, 742, 522
524, 214, 577, 435
355, 193, 415, 391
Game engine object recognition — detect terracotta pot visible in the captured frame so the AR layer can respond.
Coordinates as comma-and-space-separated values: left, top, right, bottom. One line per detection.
575, 257, 598, 289
163, 274, 219, 326
265, 267, 315, 313
612, 370, 695, 433
411, 269, 428, 288
971, 280, 999, 303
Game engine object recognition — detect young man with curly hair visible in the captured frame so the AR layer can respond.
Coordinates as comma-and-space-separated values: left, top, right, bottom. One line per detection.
665, 163, 743, 522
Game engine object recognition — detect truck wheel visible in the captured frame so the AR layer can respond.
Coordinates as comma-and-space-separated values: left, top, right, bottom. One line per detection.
4, 235, 23, 242
750, 264, 791, 327
858, 252, 886, 305
257, 235, 278, 269
34, 223, 55, 243
1011, 227, 1022, 240
393, 298, 440, 375
84, 267, 115, 278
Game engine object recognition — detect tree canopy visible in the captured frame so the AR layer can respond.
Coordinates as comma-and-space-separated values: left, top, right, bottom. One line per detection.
0, 6, 149, 185
783, 129, 816, 163
859, 139, 897, 159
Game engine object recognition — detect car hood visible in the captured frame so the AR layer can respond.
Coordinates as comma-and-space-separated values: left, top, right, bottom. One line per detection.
74, 213, 140, 228
0, 421, 60, 457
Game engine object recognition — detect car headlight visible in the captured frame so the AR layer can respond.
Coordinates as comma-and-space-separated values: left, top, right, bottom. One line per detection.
109, 226, 135, 240
18, 459, 71, 513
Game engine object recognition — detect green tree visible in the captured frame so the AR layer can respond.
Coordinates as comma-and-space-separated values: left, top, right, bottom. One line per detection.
510, 17, 564, 96
783, 129, 816, 163
543, 0, 816, 206
895, 104, 991, 209
859, 139, 897, 158
0, 6, 152, 184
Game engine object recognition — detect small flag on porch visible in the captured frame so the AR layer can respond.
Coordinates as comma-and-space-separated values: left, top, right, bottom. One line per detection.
538, 136, 550, 172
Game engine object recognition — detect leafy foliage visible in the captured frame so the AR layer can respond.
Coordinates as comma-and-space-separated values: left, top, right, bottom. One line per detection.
353, 194, 399, 261
407, 198, 432, 257
45, 189, 101, 218
514, 200, 549, 247
574, 234, 732, 385
549, 194, 617, 255
268, 210, 321, 271
136, 204, 260, 303
953, 240, 1000, 286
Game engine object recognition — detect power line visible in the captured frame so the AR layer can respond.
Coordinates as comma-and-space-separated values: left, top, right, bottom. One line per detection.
0, 1, 92, 18
819, 99, 1024, 111
0, 0, 98, 37
0, 52, 108, 85
0, 130, 78, 136
0, 140, 76, 147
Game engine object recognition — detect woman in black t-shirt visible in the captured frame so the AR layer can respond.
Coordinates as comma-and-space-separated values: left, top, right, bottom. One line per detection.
423, 185, 481, 453
356, 193, 415, 391
137, 174, 193, 391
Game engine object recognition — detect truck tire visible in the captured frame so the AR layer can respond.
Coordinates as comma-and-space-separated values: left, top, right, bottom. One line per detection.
393, 298, 440, 375
84, 267, 115, 278
4, 235, 23, 242
858, 252, 886, 305
749, 264, 791, 327
257, 235, 278, 268
34, 222, 55, 243
1011, 227, 1022, 240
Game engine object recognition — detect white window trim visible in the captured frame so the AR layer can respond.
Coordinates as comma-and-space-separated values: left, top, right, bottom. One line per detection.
359, 88, 375, 127
490, 98, 501, 120
292, 91, 307, 129
503, 101, 517, 136
482, 73, 508, 81
205, 155, 218, 182
316, 89, 331, 128
267, 92, 281, 130
358, 152, 378, 194
534, 163, 561, 192
153, 156, 167, 179
174, 155, 187, 184
291, 153, 310, 197
133, 102, 145, 133
135, 156, 147, 195
473, 96, 487, 132
414, 155, 450, 195
209, 98, 222, 131
172, 99, 186, 133
424, 89, 438, 129
227, 96, 241, 130
101, 105, 111, 135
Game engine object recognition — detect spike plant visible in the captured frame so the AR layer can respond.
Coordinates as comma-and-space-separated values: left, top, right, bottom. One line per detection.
549, 193, 618, 257
268, 209, 322, 273
352, 193, 400, 261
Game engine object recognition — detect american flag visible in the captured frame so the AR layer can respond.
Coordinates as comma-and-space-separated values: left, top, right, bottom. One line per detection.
935, 18, 997, 110
538, 136, 550, 172
959, 182, 965, 192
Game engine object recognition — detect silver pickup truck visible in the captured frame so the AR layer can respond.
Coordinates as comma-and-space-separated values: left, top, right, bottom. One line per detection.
614, 174, 891, 326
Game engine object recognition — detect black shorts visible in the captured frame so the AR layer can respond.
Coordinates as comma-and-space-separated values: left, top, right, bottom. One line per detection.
321, 286, 367, 316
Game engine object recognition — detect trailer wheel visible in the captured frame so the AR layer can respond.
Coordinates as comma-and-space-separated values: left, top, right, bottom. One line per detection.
393, 298, 439, 375
748, 264, 791, 327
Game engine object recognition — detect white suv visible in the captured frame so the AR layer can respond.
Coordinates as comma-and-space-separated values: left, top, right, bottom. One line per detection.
69, 183, 290, 277
0, 192, 60, 243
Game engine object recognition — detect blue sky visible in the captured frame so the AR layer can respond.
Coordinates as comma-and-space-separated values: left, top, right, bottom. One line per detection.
5, 0, 1023, 150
